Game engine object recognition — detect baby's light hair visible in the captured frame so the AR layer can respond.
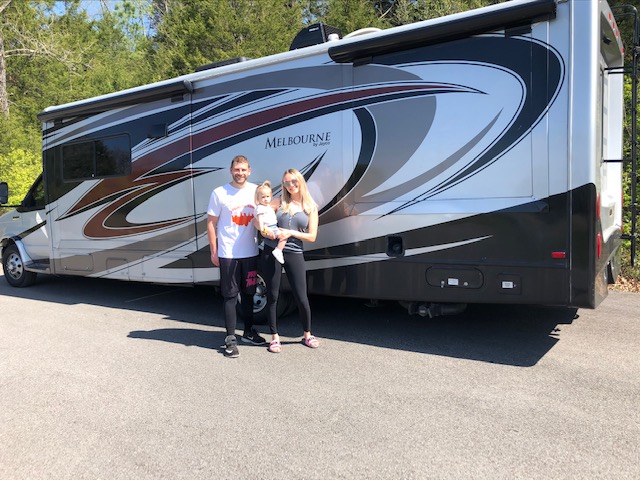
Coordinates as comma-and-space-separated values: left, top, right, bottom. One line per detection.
255, 180, 273, 203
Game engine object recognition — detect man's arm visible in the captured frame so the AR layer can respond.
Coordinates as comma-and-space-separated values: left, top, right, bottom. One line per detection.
207, 214, 220, 267
252, 209, 263, 231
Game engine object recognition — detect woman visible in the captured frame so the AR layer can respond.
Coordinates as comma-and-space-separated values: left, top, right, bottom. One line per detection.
262, 169, 319, 353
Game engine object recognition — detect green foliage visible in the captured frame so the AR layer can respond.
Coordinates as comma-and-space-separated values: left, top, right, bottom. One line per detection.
620, 252, 640, 282
622, 79, 634, 221
621, 75, 640, 275
413, 0, 500, 22
314, 0, 391, 33
113, 0, 154, 51
1, 0, 154, 153
148, 0, 304, 79
616, 0, 640, 275
0, 148, 41, 205
0, 115, 40, 157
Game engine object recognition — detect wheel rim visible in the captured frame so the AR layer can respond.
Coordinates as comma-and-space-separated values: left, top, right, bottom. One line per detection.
253, 274, 268, 314
6, 252, 24, 280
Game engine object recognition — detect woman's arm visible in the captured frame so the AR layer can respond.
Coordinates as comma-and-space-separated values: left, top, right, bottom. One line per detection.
280, 207, 318, 243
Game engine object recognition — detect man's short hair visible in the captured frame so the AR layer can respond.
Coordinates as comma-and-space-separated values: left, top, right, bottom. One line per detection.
230, 155, 250, 168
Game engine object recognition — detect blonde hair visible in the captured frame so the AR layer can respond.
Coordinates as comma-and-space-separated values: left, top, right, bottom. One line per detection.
280, 169, 317, 215
255, 180, 273, 203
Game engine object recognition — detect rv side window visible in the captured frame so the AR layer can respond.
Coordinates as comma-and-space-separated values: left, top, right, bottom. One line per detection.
62, 135, 131, 181
96, 137, 130, 177
63, 141, 93, 180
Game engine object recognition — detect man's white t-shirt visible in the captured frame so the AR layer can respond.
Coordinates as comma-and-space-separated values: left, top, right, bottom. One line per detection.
207, 183, 258, 259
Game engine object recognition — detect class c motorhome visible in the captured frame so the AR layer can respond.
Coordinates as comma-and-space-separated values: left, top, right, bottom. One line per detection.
1, 0, 637, 317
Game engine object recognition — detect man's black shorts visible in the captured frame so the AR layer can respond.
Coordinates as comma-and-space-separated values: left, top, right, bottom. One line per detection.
218, 256, 258, 299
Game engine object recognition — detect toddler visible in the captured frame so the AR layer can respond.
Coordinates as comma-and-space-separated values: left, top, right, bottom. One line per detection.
255, 181, 285, 264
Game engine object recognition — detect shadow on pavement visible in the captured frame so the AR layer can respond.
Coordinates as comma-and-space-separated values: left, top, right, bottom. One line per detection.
0, 273, 577, 367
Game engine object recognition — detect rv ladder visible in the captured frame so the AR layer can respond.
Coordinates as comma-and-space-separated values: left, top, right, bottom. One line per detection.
610, 5, 639, 267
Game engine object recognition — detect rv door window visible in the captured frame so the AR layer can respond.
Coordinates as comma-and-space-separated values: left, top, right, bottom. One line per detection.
62, 135, 131, 181
18, 174, 45, 211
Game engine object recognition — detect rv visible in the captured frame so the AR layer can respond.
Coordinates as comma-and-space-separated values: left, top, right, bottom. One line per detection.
0, 0, 635, 317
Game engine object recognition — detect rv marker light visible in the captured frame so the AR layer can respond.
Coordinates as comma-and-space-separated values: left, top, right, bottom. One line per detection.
551, 251, 566, 259
597, 233, 602, 259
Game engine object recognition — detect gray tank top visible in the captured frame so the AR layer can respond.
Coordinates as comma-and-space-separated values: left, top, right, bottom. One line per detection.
264, 208, 309, 253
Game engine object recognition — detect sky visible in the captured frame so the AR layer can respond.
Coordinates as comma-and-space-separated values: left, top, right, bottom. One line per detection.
53, 1, 153, 35
54, 1, 141, 19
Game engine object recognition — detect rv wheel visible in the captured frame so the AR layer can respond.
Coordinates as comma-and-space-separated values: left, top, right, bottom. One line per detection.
2, 244, 37, 287
236, 271, 294, 324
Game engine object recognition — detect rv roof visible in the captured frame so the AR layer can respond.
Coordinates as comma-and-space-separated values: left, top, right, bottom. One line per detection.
37, 0, 556, 123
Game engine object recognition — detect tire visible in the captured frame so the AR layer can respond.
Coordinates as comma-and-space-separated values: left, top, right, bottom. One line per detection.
237, 271, 294, 324
2, 244, 37, 287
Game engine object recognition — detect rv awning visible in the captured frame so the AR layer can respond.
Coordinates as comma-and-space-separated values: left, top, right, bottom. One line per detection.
37, 79, 194, 123
328, 0, 557, 63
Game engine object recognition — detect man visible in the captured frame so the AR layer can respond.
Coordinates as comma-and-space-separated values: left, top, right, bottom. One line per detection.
207, 155, 266, 357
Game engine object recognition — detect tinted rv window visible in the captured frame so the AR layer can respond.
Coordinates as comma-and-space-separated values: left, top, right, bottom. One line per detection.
18, 174, 46, 211
96, 137, 130, 177
62, 135, 131, 181
62, 141, 93, 180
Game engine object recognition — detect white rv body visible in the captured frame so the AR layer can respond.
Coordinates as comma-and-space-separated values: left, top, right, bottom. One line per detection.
0, 0, 626, 309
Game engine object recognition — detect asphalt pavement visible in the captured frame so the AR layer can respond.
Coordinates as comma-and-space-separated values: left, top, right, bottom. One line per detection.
1, 272, 639, 479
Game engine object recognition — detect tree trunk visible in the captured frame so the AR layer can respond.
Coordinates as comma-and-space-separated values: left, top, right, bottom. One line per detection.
0, 31, 8, 117
0, 0, 11, 117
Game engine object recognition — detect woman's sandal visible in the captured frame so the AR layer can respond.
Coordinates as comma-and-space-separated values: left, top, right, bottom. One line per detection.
268, 339, 282, 353
302, 335, 319, 349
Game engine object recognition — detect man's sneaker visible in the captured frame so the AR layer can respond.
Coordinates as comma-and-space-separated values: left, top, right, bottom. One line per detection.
223, 335, 239, 358
241, 328, 267, 345
272, 248, 285, 264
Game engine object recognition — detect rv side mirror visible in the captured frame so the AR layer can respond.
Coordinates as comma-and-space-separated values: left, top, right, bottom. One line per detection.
0, 182, 8, 205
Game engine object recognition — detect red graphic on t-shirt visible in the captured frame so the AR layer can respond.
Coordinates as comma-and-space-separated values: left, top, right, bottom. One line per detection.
246, 270, 258, 288
232, 205, 255, 226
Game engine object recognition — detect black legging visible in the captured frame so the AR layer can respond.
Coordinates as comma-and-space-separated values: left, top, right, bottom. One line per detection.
223, 293, 253, 336
262, 245, 312, 335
